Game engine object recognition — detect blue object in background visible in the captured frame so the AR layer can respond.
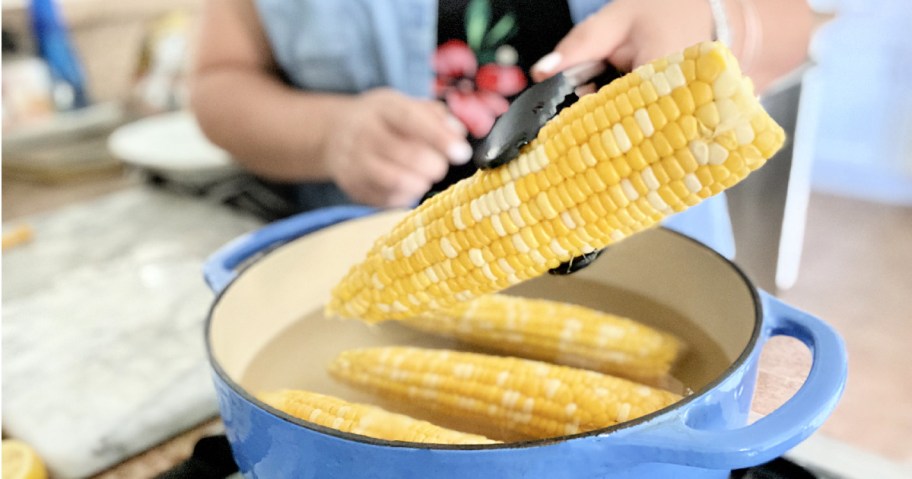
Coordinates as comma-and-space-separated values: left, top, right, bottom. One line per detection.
804, 0, 912, 205
662, 195, 736, 260
28, 0, 90, 109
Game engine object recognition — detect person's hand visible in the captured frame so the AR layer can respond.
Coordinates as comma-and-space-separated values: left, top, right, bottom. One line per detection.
532, 0, 820, 94
531, 0, 714, 82
323, 88, 472, 207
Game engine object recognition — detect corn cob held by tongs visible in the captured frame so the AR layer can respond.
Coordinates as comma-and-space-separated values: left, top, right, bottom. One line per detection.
328, 41, 785, 322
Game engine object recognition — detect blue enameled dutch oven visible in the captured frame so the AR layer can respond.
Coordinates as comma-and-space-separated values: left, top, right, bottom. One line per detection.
203, 206, 847, 479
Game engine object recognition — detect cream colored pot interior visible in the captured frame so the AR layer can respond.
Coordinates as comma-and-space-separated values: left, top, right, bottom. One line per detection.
209, 210, 758, 431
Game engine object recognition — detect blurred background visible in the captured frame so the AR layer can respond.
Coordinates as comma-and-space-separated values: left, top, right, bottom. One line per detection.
2, 0, 910, 478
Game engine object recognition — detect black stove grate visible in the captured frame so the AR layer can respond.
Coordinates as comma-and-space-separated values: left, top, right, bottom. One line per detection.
732, 457, 821, 479
156, 435, 827, 479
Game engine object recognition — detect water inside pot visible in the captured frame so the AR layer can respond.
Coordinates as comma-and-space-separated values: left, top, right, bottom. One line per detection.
238, 277, 729, 442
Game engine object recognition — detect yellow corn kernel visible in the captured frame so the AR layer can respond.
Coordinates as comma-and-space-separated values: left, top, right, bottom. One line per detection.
690, 81, 713, 106
615, 93, 634, 117
680, 59, 696, 82
639, 81, 659, 104
671, 87, 696, 115
258, 390, 498, 444
329, 347, 683, 439
628, 87, 645, 109
696, 48, 726, 82
696, 102, 720, 129
327, 41, 785, 322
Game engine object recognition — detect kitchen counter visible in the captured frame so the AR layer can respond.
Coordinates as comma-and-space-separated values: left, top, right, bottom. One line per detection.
2, 178, 263, 478
2, 175, 815, 478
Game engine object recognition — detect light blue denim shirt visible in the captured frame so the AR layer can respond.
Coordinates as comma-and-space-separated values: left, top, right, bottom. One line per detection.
255, 0, 608, 97
253, 0, 734, 256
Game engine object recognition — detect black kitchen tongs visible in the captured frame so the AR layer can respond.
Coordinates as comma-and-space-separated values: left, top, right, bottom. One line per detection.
472, 62, 621, 275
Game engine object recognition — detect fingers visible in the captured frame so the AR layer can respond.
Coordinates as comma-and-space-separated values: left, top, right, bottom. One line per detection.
334, 89, 475, 207
428, 101, 469, 139
380, 96, 473, 166
531, 4, 631, 82
373, 127, 450, 185
366, 159, 431, 207
609, 43, 638, 73
341, 113, 451, 207
334, 155, 432, 208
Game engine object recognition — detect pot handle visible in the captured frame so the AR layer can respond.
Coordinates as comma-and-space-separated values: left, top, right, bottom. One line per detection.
203, 205, 377, 294
632, 290, 847, 469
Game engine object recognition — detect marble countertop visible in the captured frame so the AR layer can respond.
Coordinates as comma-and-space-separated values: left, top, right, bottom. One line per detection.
2, 186, 262, 478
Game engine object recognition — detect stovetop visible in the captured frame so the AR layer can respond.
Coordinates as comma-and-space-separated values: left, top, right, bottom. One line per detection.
155, 435, 834, 479
732, 457, 832, 479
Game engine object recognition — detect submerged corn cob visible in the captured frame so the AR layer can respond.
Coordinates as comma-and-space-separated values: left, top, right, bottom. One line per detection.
328, 347, 682, 439
258, 389, 498, 444
400, 294, 683, 381
328, 41, 785, 322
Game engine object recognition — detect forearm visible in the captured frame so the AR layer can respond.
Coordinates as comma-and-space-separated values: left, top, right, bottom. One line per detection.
189, 0, 357, 182
724, 0, 825, 91
190, 67, 352, 182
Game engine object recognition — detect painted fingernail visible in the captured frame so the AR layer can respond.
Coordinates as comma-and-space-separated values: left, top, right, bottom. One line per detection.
446, 114, 467, 135
447, 142, 473, 164
574, 83, 597, 97
532, 52, 562, 74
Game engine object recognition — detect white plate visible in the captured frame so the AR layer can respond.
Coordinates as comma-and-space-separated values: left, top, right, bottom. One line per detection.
107, 110, 237, 178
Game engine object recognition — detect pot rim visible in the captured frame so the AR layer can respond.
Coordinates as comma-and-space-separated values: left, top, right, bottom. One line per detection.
205, 225, 764, 451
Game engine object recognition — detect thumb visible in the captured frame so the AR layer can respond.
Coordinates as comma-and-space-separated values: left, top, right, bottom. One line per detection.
531, 5, 630, 82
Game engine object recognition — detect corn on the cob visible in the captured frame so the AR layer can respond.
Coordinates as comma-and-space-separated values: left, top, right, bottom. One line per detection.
400, 294, 683, 381
327, 41, 785, 322
258, 389, 499, 444
328, 347, 682, 439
